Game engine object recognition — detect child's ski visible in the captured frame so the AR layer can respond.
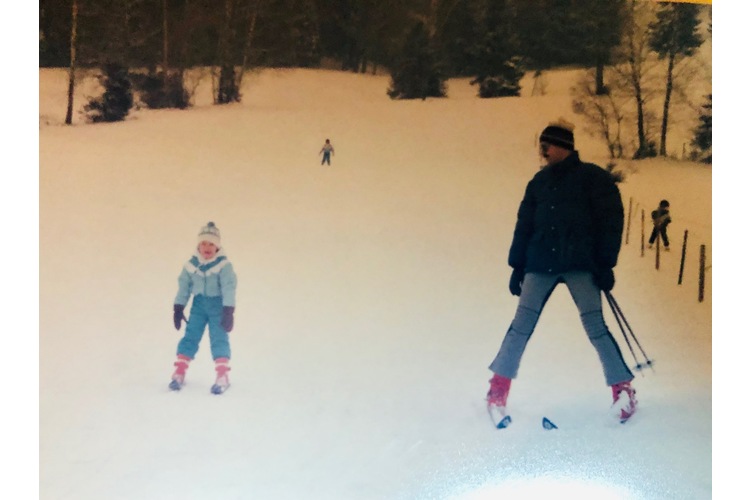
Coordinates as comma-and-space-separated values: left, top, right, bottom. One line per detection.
211, 383, 230, 395
168, 379, 230, 394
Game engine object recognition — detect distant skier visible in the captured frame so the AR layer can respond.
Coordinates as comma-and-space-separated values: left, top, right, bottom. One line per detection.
648, 200, 672, 251
320, 139, 335, 165
170, 222, 237, 394
486, 118, 638, 425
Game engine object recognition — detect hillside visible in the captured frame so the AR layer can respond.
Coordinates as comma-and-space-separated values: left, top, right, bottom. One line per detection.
40, 67, 711, 499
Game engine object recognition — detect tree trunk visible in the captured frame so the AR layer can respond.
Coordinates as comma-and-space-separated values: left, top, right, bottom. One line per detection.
595, 59, 606, 95
626, 20, 647, 157
621, 0, 653, 159
427, 0, 439, 38
634, 77, 646, 157
659, 52, 675, 156
163, 0, 169, 82
65, 0, 78, 125
216, 0, 237, 104
238, 0, 261, 89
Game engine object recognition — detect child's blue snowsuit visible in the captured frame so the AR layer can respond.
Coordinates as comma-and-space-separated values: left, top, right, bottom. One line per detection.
174, 251, 237, 360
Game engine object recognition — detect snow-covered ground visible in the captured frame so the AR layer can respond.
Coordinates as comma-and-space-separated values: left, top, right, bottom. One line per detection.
35, 64, 716, 499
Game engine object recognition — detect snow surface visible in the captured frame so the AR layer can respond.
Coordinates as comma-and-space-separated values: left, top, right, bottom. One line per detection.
36, 64, 716, 500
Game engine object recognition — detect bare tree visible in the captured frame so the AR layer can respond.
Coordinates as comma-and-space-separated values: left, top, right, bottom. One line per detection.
236, 0, 264, 89
572, 70, 627, 158
612, 0, 660, 158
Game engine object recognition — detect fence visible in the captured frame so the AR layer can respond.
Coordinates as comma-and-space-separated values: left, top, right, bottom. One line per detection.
624, 196, 711, 303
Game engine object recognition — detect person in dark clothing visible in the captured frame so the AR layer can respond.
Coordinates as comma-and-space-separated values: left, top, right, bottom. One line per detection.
648, 200, 672, 250
486, 119, 638, 425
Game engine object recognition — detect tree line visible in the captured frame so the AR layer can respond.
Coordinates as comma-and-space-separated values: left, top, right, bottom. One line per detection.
40, 0, 710, 160
40, 0, 625, 75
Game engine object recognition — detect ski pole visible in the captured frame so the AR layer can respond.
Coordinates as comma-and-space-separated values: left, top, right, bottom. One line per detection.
607, 292, 653, 364
603, 292, 641, 371
605, 292, 655, 372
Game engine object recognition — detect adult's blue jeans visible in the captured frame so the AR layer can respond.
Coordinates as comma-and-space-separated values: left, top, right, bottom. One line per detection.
489, 271, 633, 386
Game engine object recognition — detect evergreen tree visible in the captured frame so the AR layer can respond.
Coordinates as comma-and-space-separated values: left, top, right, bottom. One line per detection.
439, 0, 476, 76
316, 0, 403, 73
84, 63, 134, 122
468, 0, 524, 98
571, 0, 626, 95
510, 0, 555, 70
510, 0, 580, 69
40, 0, 74, 67
691, 93, 711, 161
387, 21, 446, 100
252, 0, 321, 67
649, 1, 703, 156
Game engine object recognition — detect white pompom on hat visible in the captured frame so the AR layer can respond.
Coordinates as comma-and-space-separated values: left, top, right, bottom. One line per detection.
197, 221, 221, 247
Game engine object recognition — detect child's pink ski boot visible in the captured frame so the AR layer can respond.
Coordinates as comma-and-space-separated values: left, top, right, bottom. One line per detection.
169, 354, 191, 391
211, 358, 231, 395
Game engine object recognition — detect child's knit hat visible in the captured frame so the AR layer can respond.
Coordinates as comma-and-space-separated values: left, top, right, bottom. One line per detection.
198, 221, 221, 247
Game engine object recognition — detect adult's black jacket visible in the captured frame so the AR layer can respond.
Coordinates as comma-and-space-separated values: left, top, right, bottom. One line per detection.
508, 152, 624, 274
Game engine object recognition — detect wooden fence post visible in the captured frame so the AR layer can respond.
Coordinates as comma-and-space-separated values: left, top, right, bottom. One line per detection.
678, 230, 688, 285
625, 197, 632, 244
640, 209, 645, 257
655, 231, 660, 270
698, 244, 706, 302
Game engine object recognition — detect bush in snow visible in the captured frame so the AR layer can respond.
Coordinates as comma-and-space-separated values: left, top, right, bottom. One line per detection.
132, 70, 191, 110
471, 59, 524, 98
84, 63, 134, 123
387, 22, 446, 100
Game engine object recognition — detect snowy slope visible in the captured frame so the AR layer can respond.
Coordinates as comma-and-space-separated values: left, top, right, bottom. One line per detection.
40, 67, 711, 499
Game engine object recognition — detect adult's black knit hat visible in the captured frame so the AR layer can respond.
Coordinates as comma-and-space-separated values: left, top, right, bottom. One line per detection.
540, 119, 575, 151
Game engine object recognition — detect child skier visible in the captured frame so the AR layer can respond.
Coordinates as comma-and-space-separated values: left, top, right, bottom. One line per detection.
170, 222, 237, 394
319, 139, 335, 165
648, 200, 672, 251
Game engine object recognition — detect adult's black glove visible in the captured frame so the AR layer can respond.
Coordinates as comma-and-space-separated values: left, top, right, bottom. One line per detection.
173, 304, 186, 330
221, 306, 235, 333
509, 268, 524, 296
594, 268, 615, 292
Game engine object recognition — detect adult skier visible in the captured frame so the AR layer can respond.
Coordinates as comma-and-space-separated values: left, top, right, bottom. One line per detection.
486, 119, 637, 425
